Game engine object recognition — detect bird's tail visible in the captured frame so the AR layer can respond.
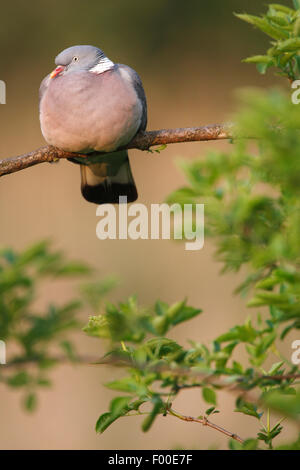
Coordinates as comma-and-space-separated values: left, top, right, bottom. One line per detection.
80, 150, 138, 204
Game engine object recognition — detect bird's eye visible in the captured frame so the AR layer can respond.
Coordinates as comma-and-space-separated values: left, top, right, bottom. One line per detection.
73, 56, 79, 62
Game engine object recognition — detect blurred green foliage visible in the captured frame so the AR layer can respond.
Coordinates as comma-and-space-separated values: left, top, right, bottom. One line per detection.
238, 1, 300, 79
0, 241, 114, 412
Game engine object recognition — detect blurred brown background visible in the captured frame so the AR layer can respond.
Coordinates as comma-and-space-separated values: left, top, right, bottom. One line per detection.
0, 0, 297, 450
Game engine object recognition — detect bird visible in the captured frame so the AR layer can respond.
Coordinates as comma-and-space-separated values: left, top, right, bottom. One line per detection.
39, 45, 147, 204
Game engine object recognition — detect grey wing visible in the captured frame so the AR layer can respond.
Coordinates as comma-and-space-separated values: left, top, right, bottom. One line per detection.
39, 73, 51, 108
117, 64, 147, 132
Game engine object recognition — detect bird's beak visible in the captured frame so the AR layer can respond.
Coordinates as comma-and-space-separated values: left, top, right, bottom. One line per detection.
50, 65, 65, 79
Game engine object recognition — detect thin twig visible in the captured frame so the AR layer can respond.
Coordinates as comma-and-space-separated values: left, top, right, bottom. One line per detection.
168, 408, 244, 445
261, 373, 300, 381
0, 124, 232, 177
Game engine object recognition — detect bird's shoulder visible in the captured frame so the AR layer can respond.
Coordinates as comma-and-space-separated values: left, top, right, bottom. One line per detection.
116, 64, 147, 132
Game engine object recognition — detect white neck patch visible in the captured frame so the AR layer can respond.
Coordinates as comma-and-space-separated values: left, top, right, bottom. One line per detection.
90, 57, 114, 74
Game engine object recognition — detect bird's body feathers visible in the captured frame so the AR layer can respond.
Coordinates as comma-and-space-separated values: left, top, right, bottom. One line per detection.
39, 46, 147, 204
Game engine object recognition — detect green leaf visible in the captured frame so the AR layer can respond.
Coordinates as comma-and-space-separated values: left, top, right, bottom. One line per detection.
205, 406, 219, 416
145, 337, 182, 359
60, 340, 77, 361
256, 62, 271, 74
95, 412, 117, 433
167, 301, 202, 327
242, 439, 259, 450
36, 378, 51, 387
7, 371, 30, 387
16, 241, 48, 266
269, 4, 295, 15
243, 55, 273, 64
217, 322, 257, 343
95, 397, 132, 433
106, 377, 140, 393
235, 13, 289, 40
277, 38, 300, 52
154, 144, 167, 153
110, 396, 132, 418
263, 390, 300, 418
152, 316, 169, 335
267, 361, 284, 375
243, 56, 274, 75
24, 393, 37, 412
154, 300, 168, 317
229, 439, 243, 450
0, 248, 17, 264
235, 399, 263, 420
293, 0, 300, 10
54, 261, 91, 276
202, 387, 217, 405
267, 14, 290, 28
232, 361, 244, 374
142, 396, 164, 432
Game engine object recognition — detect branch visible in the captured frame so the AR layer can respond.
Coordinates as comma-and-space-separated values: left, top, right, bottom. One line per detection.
92, 354, 300, 386
6, 354, 299, 396
168, 408, 244, 445
0, 124, 231, 177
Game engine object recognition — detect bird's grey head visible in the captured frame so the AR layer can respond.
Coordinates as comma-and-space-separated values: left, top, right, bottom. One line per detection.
50, 45, 114, 78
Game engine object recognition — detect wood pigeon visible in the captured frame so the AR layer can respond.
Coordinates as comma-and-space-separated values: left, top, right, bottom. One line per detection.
39, 45, 147, 204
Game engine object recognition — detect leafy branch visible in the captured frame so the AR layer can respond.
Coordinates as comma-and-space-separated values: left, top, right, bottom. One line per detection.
0, 241, 115, 411
237, 1, 300, 81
